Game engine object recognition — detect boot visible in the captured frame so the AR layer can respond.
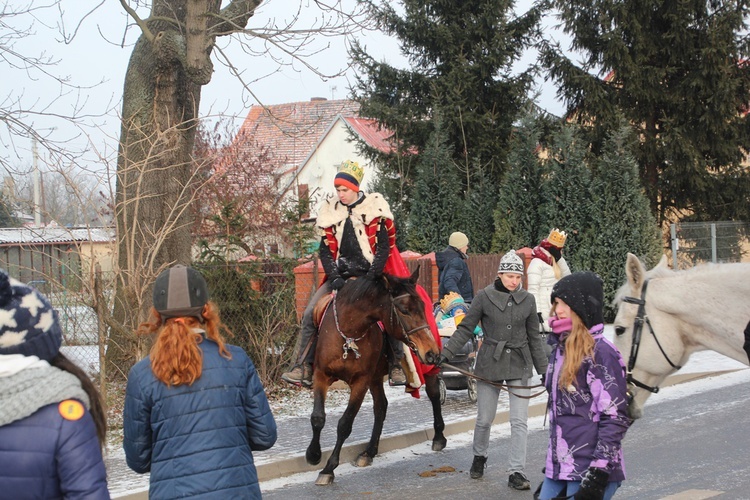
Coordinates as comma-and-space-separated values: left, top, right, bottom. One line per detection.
470, 455, 487, 479
508, 471, 530, 490
389, 364, 406, 386
281, 363, 313, 387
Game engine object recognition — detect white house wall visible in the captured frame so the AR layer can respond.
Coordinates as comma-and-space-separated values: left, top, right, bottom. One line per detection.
295, 119, 377, 217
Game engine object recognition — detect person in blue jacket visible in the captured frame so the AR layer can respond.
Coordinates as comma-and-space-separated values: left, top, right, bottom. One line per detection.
0, 270, 109, 499
436, 231, 474, 303
124, 265, 277, 499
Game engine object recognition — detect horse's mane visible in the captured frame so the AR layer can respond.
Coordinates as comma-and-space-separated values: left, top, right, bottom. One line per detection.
341, 273, 415, 304
614, 259, 750, 306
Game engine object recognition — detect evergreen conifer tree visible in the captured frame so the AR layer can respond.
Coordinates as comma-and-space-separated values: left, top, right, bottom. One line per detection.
406, 120, 463, 253
352, 0, 543, 246
584, 125, 662, 320
492, 114, 546, 252
538, 124, 592, 268
540, 0, 750, 223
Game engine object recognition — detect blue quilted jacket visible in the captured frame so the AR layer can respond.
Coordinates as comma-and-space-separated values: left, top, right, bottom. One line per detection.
0, 402, 110, 499
123, 338, 277, 499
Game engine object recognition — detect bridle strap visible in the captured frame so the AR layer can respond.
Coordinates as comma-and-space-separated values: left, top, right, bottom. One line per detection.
623, 279, 682, 394
390, 293, 429, 352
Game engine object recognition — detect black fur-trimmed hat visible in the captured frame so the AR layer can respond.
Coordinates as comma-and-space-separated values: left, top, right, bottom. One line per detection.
0, 270, 62, 362
153, 265, 209, 322
550, 271, 605, 329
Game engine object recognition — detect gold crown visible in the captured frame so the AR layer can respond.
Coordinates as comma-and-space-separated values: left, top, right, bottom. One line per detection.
337, 160, 365, 184
440, 292, 464, 313
547, 228, 567, 248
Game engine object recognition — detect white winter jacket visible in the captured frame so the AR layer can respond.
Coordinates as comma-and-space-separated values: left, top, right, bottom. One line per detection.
526, 256, 571, 332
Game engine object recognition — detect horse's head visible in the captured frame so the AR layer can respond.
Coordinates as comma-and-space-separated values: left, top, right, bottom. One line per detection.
383, 268, 440, 366
613, 253, 684, 419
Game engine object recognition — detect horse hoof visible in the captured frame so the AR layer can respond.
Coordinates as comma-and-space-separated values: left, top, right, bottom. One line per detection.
315, 473, 335, 486
355, 453, 373, 467
432, 437, 447, 451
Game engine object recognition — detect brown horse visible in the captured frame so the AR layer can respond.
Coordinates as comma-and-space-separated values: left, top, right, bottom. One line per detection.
305, 269, 445, 485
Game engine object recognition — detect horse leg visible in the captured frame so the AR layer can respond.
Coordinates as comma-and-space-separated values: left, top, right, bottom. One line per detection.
315, 381, 369, 486
355, 377, 388, 467
305, 376, 330, 466
424, 372, 447, 451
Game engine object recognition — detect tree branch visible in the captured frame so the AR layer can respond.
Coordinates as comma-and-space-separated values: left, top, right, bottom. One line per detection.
210, 0, 263, 36
118, 0, 155, 43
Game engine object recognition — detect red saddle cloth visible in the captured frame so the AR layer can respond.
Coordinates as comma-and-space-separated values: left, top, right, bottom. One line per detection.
383, 251, 442, 399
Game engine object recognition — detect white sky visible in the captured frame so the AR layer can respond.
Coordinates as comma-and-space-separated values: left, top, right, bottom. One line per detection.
6, 0, 568, 181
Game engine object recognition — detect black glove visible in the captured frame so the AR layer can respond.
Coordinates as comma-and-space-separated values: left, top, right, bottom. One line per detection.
365, 269, 381, 281
540, 373, 546, 386
436, 354, 449, 367
538, 312, 545, 325
574, 467, 610, 500
331, 277, 346, 291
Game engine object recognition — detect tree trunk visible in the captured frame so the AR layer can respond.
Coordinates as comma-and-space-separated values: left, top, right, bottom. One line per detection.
106, 0, 261, 379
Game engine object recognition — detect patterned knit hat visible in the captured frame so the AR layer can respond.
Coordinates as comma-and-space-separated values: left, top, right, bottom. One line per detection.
153, 265, 209, 322
550, 271, 605, 329
334, 160, 365, 192
497, 250, 524, 275
0, 270, 62, 362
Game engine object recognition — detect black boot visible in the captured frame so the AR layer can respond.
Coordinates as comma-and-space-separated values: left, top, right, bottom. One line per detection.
470, 455, 487, 479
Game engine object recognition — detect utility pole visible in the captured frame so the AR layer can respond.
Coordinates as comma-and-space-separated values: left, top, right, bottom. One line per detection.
32, 136, 42, 226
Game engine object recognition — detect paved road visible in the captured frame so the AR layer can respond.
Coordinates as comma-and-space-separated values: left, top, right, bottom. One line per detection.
260, 369, 750, 499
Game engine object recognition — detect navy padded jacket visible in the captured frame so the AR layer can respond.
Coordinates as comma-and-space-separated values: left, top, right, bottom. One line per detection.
123, 339, 277, 499
0, 401, 109, 499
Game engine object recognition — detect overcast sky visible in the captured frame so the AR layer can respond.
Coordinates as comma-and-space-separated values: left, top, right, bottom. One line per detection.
6, 0, 567, 182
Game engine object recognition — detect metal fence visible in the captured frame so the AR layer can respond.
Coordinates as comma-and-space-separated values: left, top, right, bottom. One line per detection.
670, 221, 749, 269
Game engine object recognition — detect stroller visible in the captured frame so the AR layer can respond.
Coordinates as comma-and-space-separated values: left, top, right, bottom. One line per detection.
435, 292, 482, 405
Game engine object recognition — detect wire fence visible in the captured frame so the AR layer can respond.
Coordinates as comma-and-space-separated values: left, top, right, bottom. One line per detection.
670, 221, 750, 269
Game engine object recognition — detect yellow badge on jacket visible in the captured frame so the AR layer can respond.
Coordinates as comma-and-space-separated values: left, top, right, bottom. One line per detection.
58, 400, 85, 421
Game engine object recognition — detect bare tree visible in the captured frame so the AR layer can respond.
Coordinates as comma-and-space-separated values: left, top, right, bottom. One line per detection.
108, 0, 370, 376
11, 168, 108, 226
0, 1, 112, 178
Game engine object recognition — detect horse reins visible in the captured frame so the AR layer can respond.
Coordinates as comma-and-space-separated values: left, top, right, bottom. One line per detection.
330, 290, 430, 359
390, 293, 430, 353
622, 279, 682, 394
441, 361, 547, 399
331, 293, 369, 359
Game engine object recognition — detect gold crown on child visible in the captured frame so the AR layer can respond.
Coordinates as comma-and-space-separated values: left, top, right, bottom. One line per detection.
547, 228, 567, 248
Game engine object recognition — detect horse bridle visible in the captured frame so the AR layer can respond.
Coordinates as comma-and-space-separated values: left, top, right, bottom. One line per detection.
621, 279, 682, 394
390, 292, 430, 353
331, 290, 429, 359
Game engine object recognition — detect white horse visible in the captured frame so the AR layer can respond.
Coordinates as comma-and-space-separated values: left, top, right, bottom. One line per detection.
613, 253, 750, 419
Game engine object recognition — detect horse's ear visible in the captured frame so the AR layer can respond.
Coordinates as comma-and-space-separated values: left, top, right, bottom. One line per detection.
383, 274, 392, 290
625, 253, 647, 291
410, 265, 420, 283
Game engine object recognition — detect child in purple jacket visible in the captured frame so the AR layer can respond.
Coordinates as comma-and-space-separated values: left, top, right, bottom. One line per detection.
537, 272, 632, 500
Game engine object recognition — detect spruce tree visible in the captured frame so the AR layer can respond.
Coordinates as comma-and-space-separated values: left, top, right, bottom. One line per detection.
540, 0, 750, 223
584, 125, 662, 320
538, 123, 592, 269
492, 114, 546, 252
352, 0, 543, 245
459, 165, 497, 254
406, 120, 463, 253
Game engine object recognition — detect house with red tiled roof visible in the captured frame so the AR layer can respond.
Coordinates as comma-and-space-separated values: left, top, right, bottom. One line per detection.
235, 98, 397, 220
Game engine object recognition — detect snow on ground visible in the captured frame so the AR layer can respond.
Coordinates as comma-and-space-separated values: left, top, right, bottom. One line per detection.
107, 324, 750, 497
260, 359, 750, 493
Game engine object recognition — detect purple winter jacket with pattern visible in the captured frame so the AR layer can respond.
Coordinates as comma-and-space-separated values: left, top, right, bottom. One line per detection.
544, 325, 632, 482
